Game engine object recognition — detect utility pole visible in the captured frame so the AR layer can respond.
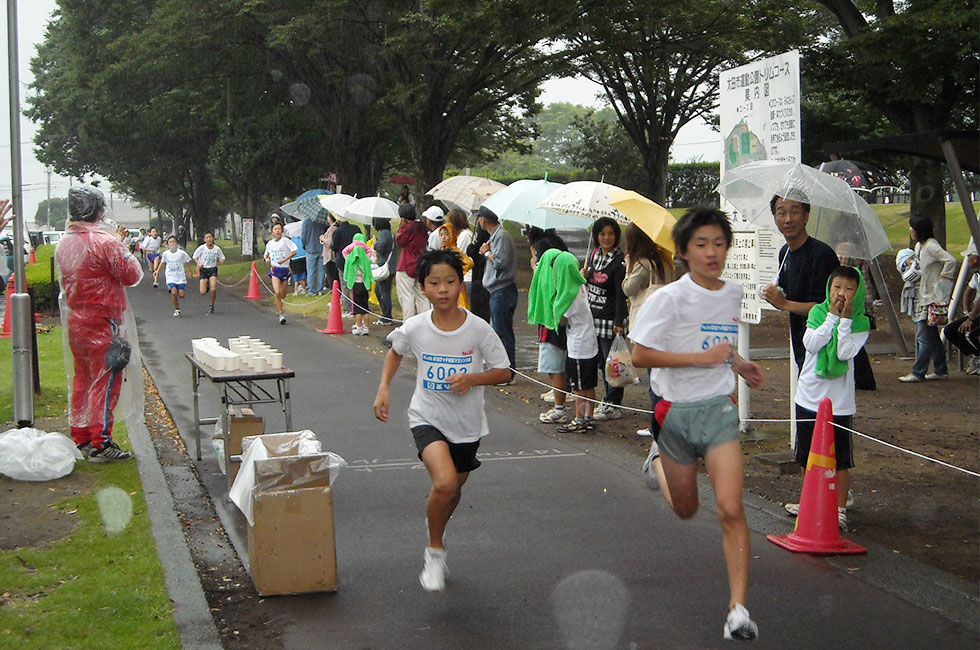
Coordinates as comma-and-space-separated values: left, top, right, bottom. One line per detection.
7, 0, 34, 425
45, 165, 51, 227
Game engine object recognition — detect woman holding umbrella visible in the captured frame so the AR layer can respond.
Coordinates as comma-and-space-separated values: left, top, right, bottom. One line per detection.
900, 215, 957, 382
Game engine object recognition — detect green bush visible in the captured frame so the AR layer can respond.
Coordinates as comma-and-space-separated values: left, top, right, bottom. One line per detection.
23, 243, 60, 315
667, 162, 720, 208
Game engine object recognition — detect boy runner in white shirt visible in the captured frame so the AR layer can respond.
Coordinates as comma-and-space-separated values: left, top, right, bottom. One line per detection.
142, 227, 162, 287
373, 248, 510, 593
630, 207, 764, 642
192, 231, 226, 314
159, 236, 193, 316
263, 222, 298, 324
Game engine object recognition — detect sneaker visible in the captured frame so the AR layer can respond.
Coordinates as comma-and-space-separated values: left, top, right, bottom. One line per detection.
88, 441, 134, 463
354, 326, 370, 336
208, 305, 215, 314
924, 372, 948, 380
152, 281, 158, 288
76, 442, 92, 458
278, 312, 286, 325
636, 428, 652, 437
838, 507, 848, 531
173, 309, 180, 317
641, 441, 660, 490
556, 420, 595, 434
419, 547, 448, 592
784, 502, 800, 516
541, 390, 555, 403
967, 356, 980, 375
539, 407, 568, 423
593, 403, 623, 420
898, 373, 924, 383
496, 376, 516, 386
723, 603, 758, 641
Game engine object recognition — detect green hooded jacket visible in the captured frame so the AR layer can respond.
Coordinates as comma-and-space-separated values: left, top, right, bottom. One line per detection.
806, 267, 870, 379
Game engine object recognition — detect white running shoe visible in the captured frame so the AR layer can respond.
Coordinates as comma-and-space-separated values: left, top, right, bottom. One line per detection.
540, 390, 555, 403
784, 502, 800, 516
967, 356, 980, 375
173, 309, 180, 317
278, 312, 287, 325
838, 507, 848, 531
419, 547, 448, 592
593, 403, 623, 420
723, 603, 758, 641
636, 428, 652, 437
538, 407, 568, 423
641, 441, 660, 490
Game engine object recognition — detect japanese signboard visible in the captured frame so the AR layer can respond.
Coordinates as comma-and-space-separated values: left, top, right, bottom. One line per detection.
241, 219, 254, 257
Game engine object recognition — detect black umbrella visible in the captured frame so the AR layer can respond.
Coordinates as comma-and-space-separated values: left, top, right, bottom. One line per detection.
819, 160, 895, 190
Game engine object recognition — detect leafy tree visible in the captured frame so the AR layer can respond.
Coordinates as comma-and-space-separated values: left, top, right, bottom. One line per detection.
570, 0, 811, 203
533, 102, 593, 168
563, 108, 645, 189
34, 198, 68, 228
810, 0, 979, 245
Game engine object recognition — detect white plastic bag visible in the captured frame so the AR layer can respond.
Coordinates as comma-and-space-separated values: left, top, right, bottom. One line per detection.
604, 334, 638, 388
0, 428, 83, 481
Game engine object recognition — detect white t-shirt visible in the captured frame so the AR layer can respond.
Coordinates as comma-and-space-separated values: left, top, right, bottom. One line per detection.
795, 313, 868, 416
160, 248, 192, 285
427, 228, 442, 251
456, 229, 475, 282
192, 244, 226, 268
564, 287, 599, 360
629, 273, 742, 403
265, 237, 298, 268
141, 235, 161, 252
387, 309, 510, 443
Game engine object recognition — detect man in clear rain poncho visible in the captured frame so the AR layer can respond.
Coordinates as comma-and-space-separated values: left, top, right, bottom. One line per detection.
55, 186, 144, 462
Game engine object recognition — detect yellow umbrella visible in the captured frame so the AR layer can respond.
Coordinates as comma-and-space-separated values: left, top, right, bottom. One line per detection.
607, 189, 676, 254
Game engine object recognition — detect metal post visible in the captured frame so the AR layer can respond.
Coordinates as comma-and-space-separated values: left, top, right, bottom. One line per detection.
736, 322, 750, 432
7, 0, 33, 425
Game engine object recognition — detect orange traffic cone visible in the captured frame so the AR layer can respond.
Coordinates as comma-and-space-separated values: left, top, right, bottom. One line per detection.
317, 280, 348, 334
28, 248, 36, 265
768, 398, 866, 555
1, 274, 14, 339
244, 262, 262, 300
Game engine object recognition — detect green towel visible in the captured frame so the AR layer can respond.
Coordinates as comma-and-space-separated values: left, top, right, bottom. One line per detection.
343, 234, 374, 291
806, 267, 870, 379
528, 248, 562, 329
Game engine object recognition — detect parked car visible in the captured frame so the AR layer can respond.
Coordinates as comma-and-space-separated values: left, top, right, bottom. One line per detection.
42, 231, 64, 245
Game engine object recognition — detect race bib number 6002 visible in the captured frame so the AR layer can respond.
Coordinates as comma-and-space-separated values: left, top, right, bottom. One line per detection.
421, 353, 471, 391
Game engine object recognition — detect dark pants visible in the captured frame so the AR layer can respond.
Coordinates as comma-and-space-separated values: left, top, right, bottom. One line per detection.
597, 335, 624, 405
943, 316, 979, 357
853, 347, 876, 391
375, 276, 393, 321
489, 283, 517, 374
324, 261, 339, 293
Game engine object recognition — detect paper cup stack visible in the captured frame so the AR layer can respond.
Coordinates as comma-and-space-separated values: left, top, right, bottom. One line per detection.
227, 336, 284, 372
191, 337, 242, 371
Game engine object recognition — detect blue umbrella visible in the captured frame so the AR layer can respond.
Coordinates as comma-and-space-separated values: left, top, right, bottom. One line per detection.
296, 188, 332, 201
481, 178, 592, 229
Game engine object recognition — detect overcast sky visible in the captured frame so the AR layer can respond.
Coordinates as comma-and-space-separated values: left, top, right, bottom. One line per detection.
1, 1, 720, 226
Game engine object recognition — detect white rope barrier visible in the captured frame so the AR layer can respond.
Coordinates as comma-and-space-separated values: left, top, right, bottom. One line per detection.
215, 273, 251, 288
830, 421, 980, 478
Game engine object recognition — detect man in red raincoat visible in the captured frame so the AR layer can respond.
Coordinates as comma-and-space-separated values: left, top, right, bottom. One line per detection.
55, 186, 143, 462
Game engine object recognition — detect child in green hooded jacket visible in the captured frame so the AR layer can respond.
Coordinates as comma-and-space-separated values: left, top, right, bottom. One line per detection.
786, 265, 870, 530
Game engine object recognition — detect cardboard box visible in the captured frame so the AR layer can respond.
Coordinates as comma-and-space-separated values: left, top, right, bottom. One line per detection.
244, 434, 337, 596
213, 408, 264, 481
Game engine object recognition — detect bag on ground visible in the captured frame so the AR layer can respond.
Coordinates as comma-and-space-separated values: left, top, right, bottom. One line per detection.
0, 428, 83, 481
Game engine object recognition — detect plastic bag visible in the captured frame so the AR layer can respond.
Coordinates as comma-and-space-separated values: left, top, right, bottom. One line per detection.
0, 428, 83, 481
604, 334, 638, 387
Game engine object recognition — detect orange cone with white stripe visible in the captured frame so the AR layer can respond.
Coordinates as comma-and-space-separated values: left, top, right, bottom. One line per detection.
767, 397, 866, 555
317, 280, 348, 334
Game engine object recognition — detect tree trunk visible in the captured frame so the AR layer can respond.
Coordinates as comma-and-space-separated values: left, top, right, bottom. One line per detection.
909, 156, 946, 248
641, 142, 670, 206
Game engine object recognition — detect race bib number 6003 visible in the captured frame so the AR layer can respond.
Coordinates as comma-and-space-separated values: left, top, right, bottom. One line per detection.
421, 353, 471, 391
700, 323, 737, 350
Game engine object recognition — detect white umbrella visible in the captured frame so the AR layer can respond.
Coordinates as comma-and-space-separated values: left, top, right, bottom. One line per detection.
481, 179, 592, 230
283, 220, 304, 238
426, 175, 507, 212
318, 193, 356, 215
716, 160, 891, 259
343, 196, 399, 225
537, 180, 629, 224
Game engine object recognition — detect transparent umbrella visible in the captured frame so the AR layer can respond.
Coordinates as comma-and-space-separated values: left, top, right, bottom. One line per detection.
481, 179, 592, 229
343, 196, 399, 225
318, 193, 356, 216
716, 160, 891, 259
426, 175, 507, 212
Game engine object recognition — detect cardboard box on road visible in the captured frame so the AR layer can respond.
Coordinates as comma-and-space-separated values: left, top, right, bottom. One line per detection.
242, 432, 337, 596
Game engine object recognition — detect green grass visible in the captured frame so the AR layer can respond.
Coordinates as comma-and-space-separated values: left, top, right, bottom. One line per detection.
0, 328, 181, 648
874, 202, 977, 253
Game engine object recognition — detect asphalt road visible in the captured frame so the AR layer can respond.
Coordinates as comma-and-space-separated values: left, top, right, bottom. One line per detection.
128, 272, 976, 649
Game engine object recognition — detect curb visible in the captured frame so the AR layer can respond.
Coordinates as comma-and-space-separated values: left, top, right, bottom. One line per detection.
127, 411, 222, 650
